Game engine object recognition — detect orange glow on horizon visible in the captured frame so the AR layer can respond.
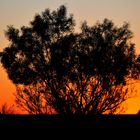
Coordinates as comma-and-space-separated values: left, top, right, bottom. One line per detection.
0, 65, 15, 105
0, 63, 140, 114
0, 33, 140, 114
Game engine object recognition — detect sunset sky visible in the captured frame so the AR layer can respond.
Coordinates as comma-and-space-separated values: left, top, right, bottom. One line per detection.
0, 0, 140, 114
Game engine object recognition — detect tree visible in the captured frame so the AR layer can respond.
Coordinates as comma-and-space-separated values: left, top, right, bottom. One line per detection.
0, 5, 140, 114
0, 103, 16, 114
15, 83, 56, 114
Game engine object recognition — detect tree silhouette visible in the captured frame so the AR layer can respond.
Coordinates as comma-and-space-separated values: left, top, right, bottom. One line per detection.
0, 5, 140, 114
0, 103, 15, 114
15, 83, 56, 114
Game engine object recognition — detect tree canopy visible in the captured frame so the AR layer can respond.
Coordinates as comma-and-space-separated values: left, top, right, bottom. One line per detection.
0, 5, 140, 114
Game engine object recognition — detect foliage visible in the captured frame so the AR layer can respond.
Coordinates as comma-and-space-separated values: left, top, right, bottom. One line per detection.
0, 103, 15, 114
0, 5, 140, 114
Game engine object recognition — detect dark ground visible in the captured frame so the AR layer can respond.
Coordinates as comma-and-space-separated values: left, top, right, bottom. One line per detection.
0, 114, 140, 129
0, 114, 140, 138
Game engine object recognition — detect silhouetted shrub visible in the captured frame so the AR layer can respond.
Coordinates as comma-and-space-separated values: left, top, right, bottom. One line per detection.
0, 5, 140, 114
